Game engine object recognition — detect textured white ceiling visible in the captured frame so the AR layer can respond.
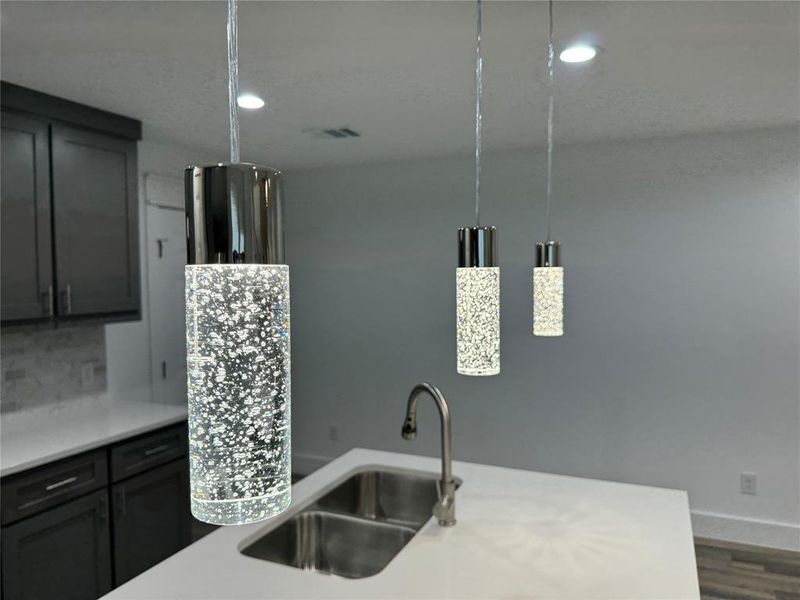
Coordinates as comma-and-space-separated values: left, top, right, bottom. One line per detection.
2, 1, 798, 169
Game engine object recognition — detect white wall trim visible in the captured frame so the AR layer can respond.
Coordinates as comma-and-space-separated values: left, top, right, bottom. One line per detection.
691, 510, 800, 552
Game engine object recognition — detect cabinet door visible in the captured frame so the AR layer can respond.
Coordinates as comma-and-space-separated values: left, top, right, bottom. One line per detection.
1, 489, 112, 600
51, 125, 139, 317
0, 111, 53, 321
111, 458, 190, 585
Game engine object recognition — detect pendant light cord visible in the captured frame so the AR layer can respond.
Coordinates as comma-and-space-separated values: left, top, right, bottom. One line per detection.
474, 0, 484, 227
227, 0, 241, 163
544, 0, 555, 241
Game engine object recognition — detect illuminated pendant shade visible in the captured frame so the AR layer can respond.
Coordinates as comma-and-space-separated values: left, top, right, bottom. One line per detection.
185, 164, 291, 525
456, 0, 499, 376
457, 226, 500, 376
532, 1, 565, 338
533, 240, 563, 336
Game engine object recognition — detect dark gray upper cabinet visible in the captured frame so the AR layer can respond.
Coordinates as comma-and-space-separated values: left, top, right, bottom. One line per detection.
51, 125, 139, 317
1, 489, 113, 600
0, 112, 53, 321
111, 459, 190, 585
0, 81, 142, 324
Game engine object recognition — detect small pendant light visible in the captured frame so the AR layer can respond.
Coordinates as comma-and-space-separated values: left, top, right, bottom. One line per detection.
457, 0, 500, 376
533, 0, 564, 337
534, 241, 563, 336
185, 0, 291, 526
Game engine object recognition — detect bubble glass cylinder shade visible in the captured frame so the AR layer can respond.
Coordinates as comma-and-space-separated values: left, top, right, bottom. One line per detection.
533, 240, 563, 337
533, 267, 563, 336
185, 163, 290, 525
457, 267, 500, 375
456, 226, 500, 376
186, 264, 290, 525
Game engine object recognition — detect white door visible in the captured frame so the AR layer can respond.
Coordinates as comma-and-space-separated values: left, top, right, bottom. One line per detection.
145, 175, 186, 405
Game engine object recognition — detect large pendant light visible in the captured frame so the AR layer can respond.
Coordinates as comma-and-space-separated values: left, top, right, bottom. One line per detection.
184, 0, 291, 526
457, 0, 500, 376
533, 0, 564, 337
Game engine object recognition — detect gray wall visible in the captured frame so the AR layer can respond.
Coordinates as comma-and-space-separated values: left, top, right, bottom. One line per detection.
285, 126, 799, 550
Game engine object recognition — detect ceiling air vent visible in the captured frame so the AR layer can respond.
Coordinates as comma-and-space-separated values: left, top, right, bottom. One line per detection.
304, 127, 361, 139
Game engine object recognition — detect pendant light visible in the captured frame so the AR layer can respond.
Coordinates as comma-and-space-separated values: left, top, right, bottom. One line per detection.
184, 0, 291, 526
457, 0, 500, 376
533, 0, 564, 337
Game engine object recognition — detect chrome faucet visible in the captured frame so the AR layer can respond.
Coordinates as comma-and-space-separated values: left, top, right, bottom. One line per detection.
401, 382, 456, 526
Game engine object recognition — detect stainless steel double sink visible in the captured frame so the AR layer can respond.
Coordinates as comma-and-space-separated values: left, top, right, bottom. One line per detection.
240, 468, 460, 579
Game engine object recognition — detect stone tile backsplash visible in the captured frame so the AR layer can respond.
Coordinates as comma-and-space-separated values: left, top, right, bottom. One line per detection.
1, 326, 107, 413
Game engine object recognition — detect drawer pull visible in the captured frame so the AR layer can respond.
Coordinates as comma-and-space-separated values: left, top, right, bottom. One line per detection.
143, 444, 171, 457
61, 285, 73, 315
45, 476, 78, 491
99, 495, 109, 523
115, 486, 127, 518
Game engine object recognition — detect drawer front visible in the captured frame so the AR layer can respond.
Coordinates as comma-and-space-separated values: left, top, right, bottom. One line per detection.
1, 449, 108, 525
110, 423, 187, 482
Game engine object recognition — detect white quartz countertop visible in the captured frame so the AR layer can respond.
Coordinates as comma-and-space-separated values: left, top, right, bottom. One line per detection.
0, 391, 187, 477
105, 448, 700, 599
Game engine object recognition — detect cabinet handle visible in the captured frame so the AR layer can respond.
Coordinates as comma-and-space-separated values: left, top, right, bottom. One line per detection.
41, 285, 54, 316
60, 285, 73, 315
144, 443, 171, 457
115, 486, 127, 518
45, 476, 78, 491
99, 495, 109, 523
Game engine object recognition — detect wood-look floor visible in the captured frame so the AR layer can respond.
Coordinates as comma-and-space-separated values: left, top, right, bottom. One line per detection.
696, 538, 800, 600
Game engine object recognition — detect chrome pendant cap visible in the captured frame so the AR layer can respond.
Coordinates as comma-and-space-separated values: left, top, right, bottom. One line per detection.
458, 226, 498, 268
185, 162, 284, 265
535, 240, 561, 268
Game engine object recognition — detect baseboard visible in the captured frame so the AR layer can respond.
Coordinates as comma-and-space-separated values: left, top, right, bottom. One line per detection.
291, 452, 799, 552
691, 510, 799, 552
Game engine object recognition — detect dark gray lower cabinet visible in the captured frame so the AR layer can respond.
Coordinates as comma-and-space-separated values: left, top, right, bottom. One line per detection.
0, 424, 194, 600
1, 489, 112, 600
111, 459, 190, 585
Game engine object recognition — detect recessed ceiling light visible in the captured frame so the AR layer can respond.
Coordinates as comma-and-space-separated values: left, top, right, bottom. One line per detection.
237, 94, 265, 109
559, 45, 597, 64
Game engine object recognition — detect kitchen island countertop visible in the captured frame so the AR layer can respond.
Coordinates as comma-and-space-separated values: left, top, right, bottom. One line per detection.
104, 448, 700, 599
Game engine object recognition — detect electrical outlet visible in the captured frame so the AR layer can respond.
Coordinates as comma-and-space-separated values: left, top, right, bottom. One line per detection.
740, 472, 757, 495
328, 424, 340, 442
80, 362, 95, 389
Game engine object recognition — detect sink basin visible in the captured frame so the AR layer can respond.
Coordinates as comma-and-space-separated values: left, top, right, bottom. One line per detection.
240, 467, 459, 578
240, 510, 415, 579
312, 469, 443, 528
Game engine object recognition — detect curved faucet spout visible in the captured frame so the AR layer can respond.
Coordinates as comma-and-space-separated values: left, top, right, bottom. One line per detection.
401, 382, 455, 526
